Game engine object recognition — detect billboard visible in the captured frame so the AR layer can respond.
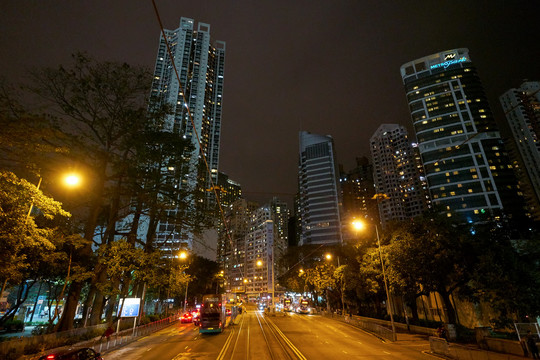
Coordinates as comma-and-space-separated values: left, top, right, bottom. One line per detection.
118, 298, 141, 317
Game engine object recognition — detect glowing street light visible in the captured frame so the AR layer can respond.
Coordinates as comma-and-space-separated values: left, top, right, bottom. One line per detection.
352, 219, 365, 232
26, 172, 82, 223
64, 173, 81, 187
178, 251, 189, 312
352, 219, 396, 341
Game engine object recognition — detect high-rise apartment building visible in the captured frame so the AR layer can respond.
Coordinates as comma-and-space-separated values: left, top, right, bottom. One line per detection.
298, 131, 342, 245
220, 199, 288, 301
370, 124, 430, 226
149, 17, 225, 251
339, 157, 378, 238
500, 81, 540, 219
219, 199, 259, 293
215, 172, 242, 209
245, 207, 276, 301
400, 48, 525, 222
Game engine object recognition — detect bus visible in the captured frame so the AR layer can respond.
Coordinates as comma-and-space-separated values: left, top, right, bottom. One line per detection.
283, 297, 293, 312
199, 294, 226, 334
296, 298, 311, 314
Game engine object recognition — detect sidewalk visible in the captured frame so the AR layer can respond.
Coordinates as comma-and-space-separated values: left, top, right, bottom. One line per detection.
325, 313, 529, 360
403, 333, 529, 360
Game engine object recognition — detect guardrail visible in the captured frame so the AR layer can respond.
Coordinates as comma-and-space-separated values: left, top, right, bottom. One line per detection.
92, 316, 177, 354
1, 316, 178, 359
320, 312, 396, 342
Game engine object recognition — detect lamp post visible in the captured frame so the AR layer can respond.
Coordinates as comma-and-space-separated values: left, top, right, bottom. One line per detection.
179, 251, 189, 313
256, 258, 274, 309
324, 252, 345, 314
24, 172, 81, 324
352, 220, 396, 341
26, 172, 81, 223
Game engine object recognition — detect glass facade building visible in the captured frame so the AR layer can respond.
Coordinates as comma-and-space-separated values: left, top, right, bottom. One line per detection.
400, 48, 525, 222
298, 131, 342, 245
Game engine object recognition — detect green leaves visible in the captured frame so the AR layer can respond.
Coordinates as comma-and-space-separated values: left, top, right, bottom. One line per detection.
0, 170, 70, 285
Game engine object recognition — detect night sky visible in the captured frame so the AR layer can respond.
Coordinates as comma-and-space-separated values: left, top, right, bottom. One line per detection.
1, 1, 539, 207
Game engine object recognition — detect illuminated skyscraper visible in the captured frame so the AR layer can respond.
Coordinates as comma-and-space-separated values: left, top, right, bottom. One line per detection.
298, 131, 342, 245
400, 49, 525, 222
149, 17, 225, 251
500, 81, 540, 219
370, 124, 430, 227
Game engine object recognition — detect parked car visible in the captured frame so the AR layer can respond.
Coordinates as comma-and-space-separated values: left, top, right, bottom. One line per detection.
38, 347, 102, 360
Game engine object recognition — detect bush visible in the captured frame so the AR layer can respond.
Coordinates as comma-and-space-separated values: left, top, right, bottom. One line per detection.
3, 320, 24, 332
3, 347, 23, 360
24, 342, 46, 355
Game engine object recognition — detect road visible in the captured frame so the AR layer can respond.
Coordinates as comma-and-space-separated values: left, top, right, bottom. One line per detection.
104, 309, 436, 360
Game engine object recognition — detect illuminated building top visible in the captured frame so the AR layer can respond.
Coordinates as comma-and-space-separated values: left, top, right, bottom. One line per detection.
400, 48, 471, 79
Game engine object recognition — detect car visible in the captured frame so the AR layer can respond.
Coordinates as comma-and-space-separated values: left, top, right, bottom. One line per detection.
180, 312, 193, 323
191, 309, 200, 325
38, 347, 102, 360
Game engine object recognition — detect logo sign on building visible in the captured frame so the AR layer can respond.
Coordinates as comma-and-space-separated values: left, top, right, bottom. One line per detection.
118, 298, 141, 317
443, 52, 457, 61
430, 56, 468, 70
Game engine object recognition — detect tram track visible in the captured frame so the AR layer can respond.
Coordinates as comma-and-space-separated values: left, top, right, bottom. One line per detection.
217, 310, 306, 360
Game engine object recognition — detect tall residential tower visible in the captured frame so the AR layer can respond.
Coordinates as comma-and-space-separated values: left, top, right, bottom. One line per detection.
500, 81, 540, 219
370, 124, 430, 227
149, 17, 225, 251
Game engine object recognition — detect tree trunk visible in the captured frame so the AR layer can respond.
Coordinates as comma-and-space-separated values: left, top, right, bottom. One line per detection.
55, 280, 82, 331
82, 285, 96, 327
89, 266, 108, 326
107, 273, 132, 323
56, 162, 107, 332
439, 290, 457, 324
409, 296, 420, 321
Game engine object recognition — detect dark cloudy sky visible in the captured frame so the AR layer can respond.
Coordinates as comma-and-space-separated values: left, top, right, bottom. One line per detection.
1, 1, 539, 206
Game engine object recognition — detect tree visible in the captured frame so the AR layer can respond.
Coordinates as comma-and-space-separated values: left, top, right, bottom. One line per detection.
26, 53, 160, 330
305, 263, 336, 310
465, 221, 540, 327
0, 171, 70, 323
386, 213, 477, 324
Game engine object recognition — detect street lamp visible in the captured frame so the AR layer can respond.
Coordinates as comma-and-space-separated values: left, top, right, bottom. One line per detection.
64, 173, 81, 187
256, 258, 274, 309
178, 251, 189, 312
352, 219, 396, 341
26, 172, 82, 223
324, 252, 344, 314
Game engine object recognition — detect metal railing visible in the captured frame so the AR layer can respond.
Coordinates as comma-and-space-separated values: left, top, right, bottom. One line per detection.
1, 316, 178, 359
320, 311, 396, 342
87, 316, 178, 354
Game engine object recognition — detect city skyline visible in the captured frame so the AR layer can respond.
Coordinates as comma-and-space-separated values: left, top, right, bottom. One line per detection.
1, 1, 539, 206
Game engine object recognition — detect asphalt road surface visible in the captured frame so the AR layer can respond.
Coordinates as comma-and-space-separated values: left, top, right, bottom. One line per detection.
104, 309, 436, 360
